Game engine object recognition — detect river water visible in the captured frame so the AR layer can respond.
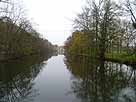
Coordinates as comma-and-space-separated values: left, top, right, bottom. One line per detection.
0, 55, 135, 102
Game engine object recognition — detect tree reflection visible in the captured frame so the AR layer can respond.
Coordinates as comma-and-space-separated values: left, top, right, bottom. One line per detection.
65, 55, 136, 102
0, 55, 51, 102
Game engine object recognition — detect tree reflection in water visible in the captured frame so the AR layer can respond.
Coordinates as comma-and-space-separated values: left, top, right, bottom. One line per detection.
64, 55, 136, 102
0, 55, 51, 102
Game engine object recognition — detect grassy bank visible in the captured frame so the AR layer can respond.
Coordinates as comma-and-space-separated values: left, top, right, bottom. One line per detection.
105, 53, 136, 65
65, 52, 136, 65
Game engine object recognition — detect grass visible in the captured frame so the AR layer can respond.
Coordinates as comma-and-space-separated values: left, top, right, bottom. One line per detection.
105, 52, 136, 64
66, 51, 136, 65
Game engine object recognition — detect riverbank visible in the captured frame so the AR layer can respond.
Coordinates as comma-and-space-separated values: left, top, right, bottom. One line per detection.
0, 53, 55, 62
65, 53, 136, 65
105, 53, 136, 65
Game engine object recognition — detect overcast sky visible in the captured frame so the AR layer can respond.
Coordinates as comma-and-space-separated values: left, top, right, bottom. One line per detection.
23, 0, 86, 45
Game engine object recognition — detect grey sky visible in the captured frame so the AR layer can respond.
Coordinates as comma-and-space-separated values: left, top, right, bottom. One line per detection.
23, 0, 86, 45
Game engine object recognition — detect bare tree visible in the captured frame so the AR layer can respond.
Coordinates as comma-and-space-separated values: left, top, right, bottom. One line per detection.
73, 0, 122, 59
125, 0, 136, 28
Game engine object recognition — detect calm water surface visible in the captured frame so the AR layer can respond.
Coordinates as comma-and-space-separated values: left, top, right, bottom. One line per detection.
32, 55, 77, 102
0, 55, 135, 102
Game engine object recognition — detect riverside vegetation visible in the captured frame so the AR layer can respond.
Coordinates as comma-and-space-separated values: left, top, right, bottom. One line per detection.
0, 0, 56, 61
64, 0, 136, 65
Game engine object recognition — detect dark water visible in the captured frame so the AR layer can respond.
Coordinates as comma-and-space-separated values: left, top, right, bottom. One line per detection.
0, 55, 135, 102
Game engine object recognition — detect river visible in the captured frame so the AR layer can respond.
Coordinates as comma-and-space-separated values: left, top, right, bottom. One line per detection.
0, 55, 135, 102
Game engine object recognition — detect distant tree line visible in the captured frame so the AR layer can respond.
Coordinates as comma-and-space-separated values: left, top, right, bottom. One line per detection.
0, 0, 56, 61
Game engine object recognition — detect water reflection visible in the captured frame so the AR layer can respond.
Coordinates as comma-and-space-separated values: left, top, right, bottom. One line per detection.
0, 55, 51, 102
65, 55, 136, 102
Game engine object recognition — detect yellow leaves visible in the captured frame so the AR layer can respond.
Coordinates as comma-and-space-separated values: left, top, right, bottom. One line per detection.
67, 31, 90, 54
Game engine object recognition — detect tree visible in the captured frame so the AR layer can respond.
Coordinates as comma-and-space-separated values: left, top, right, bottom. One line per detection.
0, 0, 56, 60
71, 0, 122, 59
125, 0, 136, 28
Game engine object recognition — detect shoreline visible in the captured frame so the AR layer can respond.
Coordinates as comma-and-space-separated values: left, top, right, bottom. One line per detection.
64, 53, 136, 65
